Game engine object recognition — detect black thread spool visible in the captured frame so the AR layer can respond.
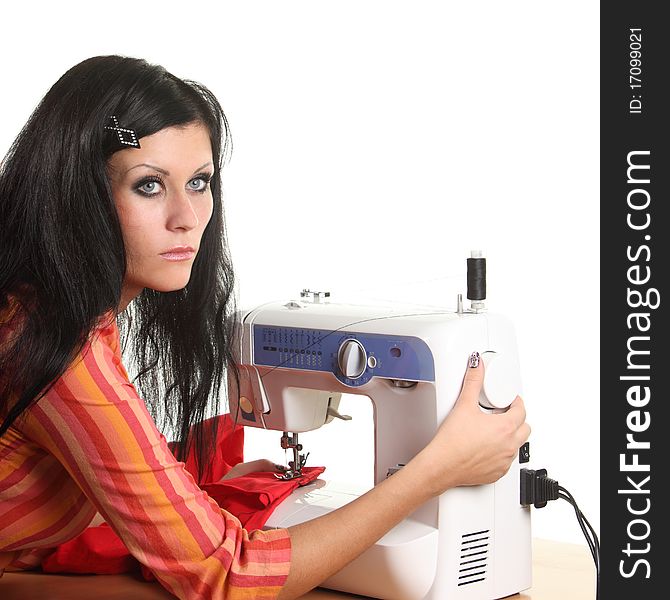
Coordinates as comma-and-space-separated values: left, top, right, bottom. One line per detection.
467, 255, 486, 302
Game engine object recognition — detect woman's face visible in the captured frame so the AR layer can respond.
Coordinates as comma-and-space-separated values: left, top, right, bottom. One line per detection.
106, 122, 214, 311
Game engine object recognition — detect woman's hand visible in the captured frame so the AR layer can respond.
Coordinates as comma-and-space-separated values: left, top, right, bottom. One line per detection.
219, 459, 286, 481
415, 351, 531, 495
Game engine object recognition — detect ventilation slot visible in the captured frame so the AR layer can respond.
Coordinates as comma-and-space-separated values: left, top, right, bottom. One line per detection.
457, 529, 490, 586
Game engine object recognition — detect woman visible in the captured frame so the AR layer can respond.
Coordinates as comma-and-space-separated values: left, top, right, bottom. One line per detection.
0, 55, 530, 599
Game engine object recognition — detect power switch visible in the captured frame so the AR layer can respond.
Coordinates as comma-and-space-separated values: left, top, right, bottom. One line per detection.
519, 442, 530, 464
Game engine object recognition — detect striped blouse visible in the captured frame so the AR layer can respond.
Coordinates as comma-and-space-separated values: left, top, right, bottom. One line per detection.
0, 305, 291, 599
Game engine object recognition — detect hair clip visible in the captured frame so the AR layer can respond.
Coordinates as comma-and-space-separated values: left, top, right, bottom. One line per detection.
104, 115, 141, 149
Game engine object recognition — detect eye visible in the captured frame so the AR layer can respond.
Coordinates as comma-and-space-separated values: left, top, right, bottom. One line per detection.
140, 181, 160, 194
134, 175, 164, 197
188, 173, 212, 193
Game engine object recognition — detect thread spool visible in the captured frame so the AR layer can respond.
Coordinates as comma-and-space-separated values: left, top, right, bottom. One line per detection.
467, 251, 486, 301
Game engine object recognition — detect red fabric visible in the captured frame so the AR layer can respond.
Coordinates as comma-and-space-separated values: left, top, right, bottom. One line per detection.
166, 414, 244, 486
202, 466, 325, 532
41, 523, 139, 575
40, 413, 324, 579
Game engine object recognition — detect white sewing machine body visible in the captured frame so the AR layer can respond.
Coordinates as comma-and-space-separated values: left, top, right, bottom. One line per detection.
229, 297, 531, 600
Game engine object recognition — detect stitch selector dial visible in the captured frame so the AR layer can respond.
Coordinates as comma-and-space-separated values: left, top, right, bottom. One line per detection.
337, 339, 367, 379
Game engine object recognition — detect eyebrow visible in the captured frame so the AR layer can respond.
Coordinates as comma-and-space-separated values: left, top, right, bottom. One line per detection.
125, 161, 213, 176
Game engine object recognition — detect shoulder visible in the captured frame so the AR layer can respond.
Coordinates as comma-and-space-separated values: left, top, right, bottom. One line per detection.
88, 309, 121, 353
66, 309, 130, 385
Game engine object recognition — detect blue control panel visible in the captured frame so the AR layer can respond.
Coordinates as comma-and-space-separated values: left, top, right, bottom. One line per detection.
253, 325, 435, 386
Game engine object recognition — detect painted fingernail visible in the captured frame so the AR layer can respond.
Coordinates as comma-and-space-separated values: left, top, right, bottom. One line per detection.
469, 351, 480, 368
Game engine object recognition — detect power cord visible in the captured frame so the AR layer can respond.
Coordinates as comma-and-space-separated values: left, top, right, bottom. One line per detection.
520, 468, 600, 600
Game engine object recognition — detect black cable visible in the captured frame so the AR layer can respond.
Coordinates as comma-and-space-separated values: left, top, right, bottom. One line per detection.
558, 487, 600, 567
558, 485, 600, 600
520, 470, 600, 599
558, 490, 596, 562
558, 490, 599, 566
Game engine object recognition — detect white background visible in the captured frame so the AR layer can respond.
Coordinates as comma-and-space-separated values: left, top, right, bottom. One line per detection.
0, 2, 599, 547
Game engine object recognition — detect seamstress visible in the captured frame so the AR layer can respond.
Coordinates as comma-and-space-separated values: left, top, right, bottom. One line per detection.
0, 55, 530, 600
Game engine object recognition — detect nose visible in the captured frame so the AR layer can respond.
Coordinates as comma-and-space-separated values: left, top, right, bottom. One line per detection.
166, 189, 199, 231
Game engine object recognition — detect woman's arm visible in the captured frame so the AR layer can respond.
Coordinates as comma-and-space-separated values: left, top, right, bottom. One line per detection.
278, 357, 530, 599
19, 322, 291, 600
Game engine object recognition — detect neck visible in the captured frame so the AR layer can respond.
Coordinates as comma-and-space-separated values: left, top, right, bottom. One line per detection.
118, 287, 142, 315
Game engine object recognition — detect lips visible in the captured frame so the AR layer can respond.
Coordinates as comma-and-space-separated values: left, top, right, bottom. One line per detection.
159, 245, 196, 261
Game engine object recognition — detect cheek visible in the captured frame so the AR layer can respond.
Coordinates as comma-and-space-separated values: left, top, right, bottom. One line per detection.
200, 197, 215, 228
115, 199, 157, 256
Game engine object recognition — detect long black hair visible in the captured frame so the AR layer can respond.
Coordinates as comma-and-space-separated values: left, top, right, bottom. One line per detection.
0, 55, 240, 482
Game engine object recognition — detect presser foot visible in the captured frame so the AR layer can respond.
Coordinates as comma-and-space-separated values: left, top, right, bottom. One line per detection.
274, 451, 310, 480
274, 470, 302, 481
278, 432, 310, 480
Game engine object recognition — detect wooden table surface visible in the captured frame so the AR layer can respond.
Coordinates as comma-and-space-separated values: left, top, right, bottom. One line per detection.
0, 538, 596, 600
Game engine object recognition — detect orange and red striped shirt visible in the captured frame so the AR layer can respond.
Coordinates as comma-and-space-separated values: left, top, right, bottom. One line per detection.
0, 306, 291, 598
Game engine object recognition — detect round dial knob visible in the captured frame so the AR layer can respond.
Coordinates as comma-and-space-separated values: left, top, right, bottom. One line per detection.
479, 350, 522, 410
338, 339, 367, 379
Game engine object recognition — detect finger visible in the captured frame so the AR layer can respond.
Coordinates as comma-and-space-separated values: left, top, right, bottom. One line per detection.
241, 459, 278, 473
516, 422, 531, 446
256, 459, 282, 472
505, 395, 527, 428
456, 351, 485, 406
512, 423, 531, 452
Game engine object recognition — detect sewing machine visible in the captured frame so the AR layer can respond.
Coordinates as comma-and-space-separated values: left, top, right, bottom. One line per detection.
228, 257, 531, 600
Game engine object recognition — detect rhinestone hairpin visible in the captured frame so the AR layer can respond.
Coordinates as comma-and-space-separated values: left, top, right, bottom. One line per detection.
104, 115, 140, 148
